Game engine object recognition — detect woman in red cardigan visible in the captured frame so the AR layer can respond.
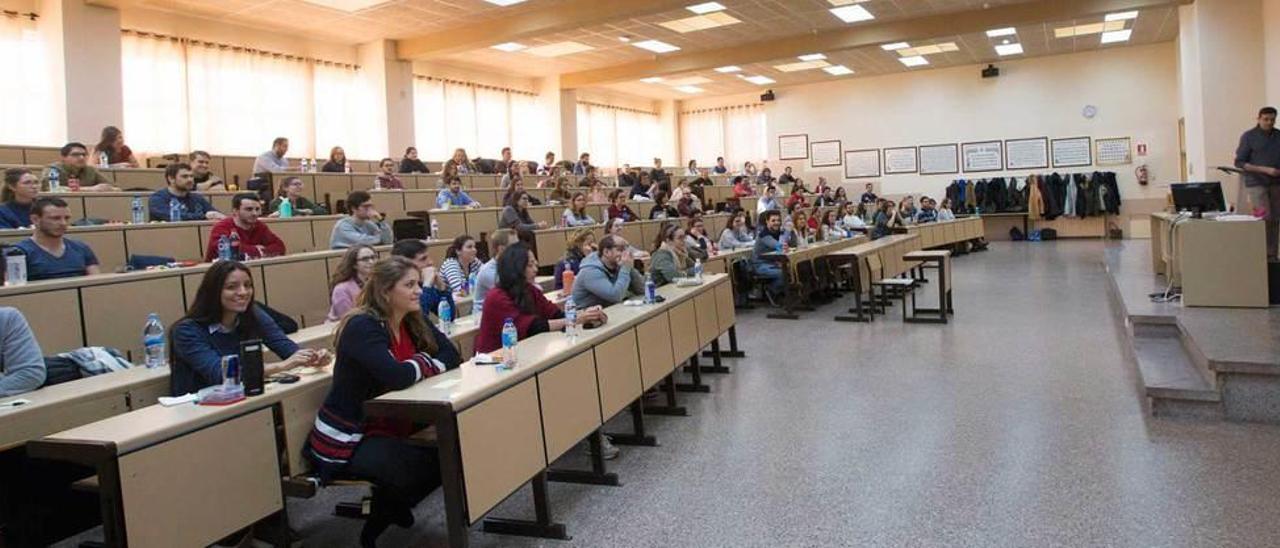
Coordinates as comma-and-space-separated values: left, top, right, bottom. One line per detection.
475, 242, 604, 353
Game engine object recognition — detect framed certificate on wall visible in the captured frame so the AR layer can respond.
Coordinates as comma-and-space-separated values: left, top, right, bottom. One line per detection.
1095, 137, 1132, 165
1004, 137, 1050, 170
883, 147, 918, 174
779, 134, 809, 160
810, 140, 842, 167
961, 141, 1004, 173
1051, 136, 1092, 168
844, 149, 881, 178
918, 143, 959, 175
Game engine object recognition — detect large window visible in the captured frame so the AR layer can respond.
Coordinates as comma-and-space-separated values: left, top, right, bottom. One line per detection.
413, 77, 548, 162
121, 31, 379, 159
679, 104, 767, 171
576, 102, 661, 169
0, 13, 59, 146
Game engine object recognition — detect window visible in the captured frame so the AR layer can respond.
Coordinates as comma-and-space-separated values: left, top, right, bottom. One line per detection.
413, 77, 548, 162
679, 104, 767, 171
576, 102, 661, 169
0, 14, 60, 146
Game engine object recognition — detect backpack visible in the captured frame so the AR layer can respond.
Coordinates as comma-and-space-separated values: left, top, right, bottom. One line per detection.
1009, 227, 1025, 241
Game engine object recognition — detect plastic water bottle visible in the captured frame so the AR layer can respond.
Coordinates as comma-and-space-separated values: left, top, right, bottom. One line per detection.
974, 206, 981, 218
500, 318, 518, 369
4, 247, 26, 286
229, 232, 241, 260
693, 259, 703, 282
131, 196, 145, 224
430, 218, 440, 240
279, 198, 293, 218
98, 151, 109, 168
168, 198, 182, 222
644, 271, 657, 304
217, 235, 232, 262
373, 175, 382, 191
142, 313, 166, 368
344, 161, 352, 174
47, 167, 60, 193
437, 300, 453, 335
467, 272, 478, 296
564, 296, 578, 338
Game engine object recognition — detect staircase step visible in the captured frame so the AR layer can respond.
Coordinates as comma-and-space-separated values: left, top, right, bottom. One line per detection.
1132, 333, 1220, 403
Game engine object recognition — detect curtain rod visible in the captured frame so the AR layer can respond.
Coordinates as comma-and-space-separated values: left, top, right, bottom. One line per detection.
2, 10, 38, 20
412, 75, 536, 97
680, 103, 765, 115
578, 101, 658, 116
120, 29, 360, 70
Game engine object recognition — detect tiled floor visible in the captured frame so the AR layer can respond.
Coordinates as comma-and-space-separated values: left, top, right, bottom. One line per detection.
63, 241, 1280, 547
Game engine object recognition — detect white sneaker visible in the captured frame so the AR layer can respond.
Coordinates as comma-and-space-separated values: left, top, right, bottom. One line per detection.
584, 435, 620, 460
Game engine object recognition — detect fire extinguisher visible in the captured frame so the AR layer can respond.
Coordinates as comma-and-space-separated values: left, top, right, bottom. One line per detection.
1135, 164, 1150, 185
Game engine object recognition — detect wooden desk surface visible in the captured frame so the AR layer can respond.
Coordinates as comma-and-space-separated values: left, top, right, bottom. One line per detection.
0, 367, 169, 451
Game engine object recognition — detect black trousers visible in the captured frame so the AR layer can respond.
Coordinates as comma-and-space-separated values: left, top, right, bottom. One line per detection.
346, 437, 442, 522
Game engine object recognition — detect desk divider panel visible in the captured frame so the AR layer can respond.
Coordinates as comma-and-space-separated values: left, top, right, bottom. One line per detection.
536, 350, 603, 462
369, 191, 407, 220
82, 195, 132, 223
714, 280, 736, 333
528, 207, 556, 227
311, 217, 339, 248
403, 190, 436, 213
118, 408, 282, 548
668, 300, 700, 362
24, 148, 60, 165
125, 225, 203, 263
457, 378, 546, 522
694, 290, 720, 348
111, 170, 164, 189
469, 189, 499, 206
620, 222, 643, 247
77, 230, 128, 273
593, 329, 642, 421
943, 223, 957, 245
268, 221, 318, 253
0, 147, 23, 163
82, 276, 187, 361
535, 231, 567, 267
222, 158, 256, 186
1, 390, 129, 453
639, 221, 665, 253
465, 210, 499, 240
6, 290, 84, 354
433, 211, 467, 241
311, 174, 353, 204
261, 259, 331, 328
280, 382, 330, 477
636, 313, 676, 390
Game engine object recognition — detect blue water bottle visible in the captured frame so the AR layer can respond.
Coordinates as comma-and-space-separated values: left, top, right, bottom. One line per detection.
500, 318, 518, 369
47, 167, 60, 192
131, 197, 145, 224
563, 296, 577, 338
644, 270, 657, 304
217, 235, 232, 262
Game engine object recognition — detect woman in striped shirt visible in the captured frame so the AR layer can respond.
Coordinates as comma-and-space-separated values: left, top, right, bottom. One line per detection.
440, 234, 483, 295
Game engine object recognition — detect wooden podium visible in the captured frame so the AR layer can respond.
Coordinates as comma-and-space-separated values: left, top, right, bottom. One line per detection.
1150, 212, 1269, 307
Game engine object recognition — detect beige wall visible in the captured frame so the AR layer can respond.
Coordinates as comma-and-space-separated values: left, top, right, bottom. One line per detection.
61, 0, 122, 144
765, 42, 1180, 202
1266, 0, 1280, 108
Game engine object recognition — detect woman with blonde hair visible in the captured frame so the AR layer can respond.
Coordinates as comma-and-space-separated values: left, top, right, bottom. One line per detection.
327, 245, 378, 322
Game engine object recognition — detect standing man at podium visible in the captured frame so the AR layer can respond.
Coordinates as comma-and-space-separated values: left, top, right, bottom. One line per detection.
1235, 106, 1280, 261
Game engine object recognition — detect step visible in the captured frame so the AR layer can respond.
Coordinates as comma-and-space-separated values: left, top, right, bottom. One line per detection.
1131, 325, 1223, 419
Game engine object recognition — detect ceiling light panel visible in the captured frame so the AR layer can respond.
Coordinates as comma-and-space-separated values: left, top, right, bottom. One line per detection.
660, 12, 740, 33
775, 60, 832, 72
715, 65, 742, 73
686, 2, 725, 14
675, 85, 705, 94
526, 41, 594, 57
881, 42, 910, 51
1105, 11, 1139, 21
491, 42, 526, 52
301, 0, 390, 11
823, 65, 854, 76
898, 42, 957, 57
1100, 29, 1132, 44
798, 53, 827, 61
830, 5, 874, 23
640, 77, 665, 83
632, 39, 682, 53
664, 76, 712, 86
1055, 20, 1125, 38
995, 43, 1023, 56
484, 0, 527, 5
743, 75, 775, 85
899, 56, 928, 67
986, 27, 1017, 37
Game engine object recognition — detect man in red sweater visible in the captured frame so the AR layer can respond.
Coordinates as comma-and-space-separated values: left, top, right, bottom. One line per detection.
204, 193, 286, 261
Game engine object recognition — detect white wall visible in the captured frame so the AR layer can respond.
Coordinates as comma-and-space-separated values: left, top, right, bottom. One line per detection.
765, 42, 1180, 202
1264, 0, 1280, 108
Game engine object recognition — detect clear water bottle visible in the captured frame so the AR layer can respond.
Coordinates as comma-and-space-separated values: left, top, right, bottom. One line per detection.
430, 218, 439, 240
4, 247, 26, 286
693, 259, 703, 282
99, 151, 110, 168
345, 161, 352, 174
279, 198, 293, 218
47, 167, 60, 193
168, 198, 182, 222
974, 206, 981, 218
142, 313, 166, 368
466, 272, 477, 295
500, 318, 518, 369
373, 175, 382, 191
438, 299, 453, 335
563, 295, 577, 338
644, 270, 657, 304
131, 196, 145, 224
217, 235, 232, 262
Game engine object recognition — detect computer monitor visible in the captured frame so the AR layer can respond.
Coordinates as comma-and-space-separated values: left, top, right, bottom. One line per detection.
1170, 182, 1226, 216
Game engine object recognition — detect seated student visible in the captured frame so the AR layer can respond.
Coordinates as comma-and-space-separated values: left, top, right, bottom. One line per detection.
474, 242, 604, 353
649, 190, 678, 220
399, 146, 430, 174
841, 202, 868, 232
684, 160, 699, 177
814, 187, 837, 208
603, 217, 649, 260
435, 176, 480, 209
374, 158, 404, 190
499, 190, 548, 233
538, 151, 557, 176
561, 192, 597, 227
93, 126, 139, 168
690, 169, 713, 190
327, 245, 378, 322
791, 210, 813, 244
617, 164, 638, 187
554, 229, 594, 290
170, 260, 327, 395
898, 196, 918, 222
812, 176, 830, 197
149, 162, 224, 222
0, 307, 46, 397
189, 150, 226, 191
732, 175, 756, 200
269, 176, 328, 216
586, 180, 609, 204
860, 183, 878, 204
469, 229, 514, 315
785, 186, 808, 210
752, 210, 787, 296
390, 239, 455, 320
573, 234, 645, 310
628, 175, 653, 200
323, 146, 348, 173
817, 209, 845, 240
871, 199, 896, 239
684, 216, 716, 260
304, 256, 460, 548
675, 187, 703, 218
778, 166, 798, 185
42, 142, 118, 192
606, 189, 638, 221
16, 197, 101, 281
445, 148, 476, 175
203, 193, 286, 261
915, 197, 939, 224
756, 185, 781, 215
500, 160, 524, 190
650, 223, 696, 286
497, 147, 514, 175
756, 166, 775, 185
330, 190, 393, 249
547, 176, 572, 204
719, 211, 756, 250
713, 157, 728, 175
648, 157, 669, 187
1, 168, 38, 229
834, 186, 849, 203
501, 177, 542, 207
937, 197, 957, 221
440, 234, 483, 295
573, 152, 592, 176
253, 137, 291, 174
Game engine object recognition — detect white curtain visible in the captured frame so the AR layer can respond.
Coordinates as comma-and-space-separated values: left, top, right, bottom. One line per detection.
0, 15, 59, 146
314, 63, 380, 160
122, 34, 189, 153
576, 103, 660, 169
680, 104, 766, 170
185, 44, 313, 157
413, 78, 546, 162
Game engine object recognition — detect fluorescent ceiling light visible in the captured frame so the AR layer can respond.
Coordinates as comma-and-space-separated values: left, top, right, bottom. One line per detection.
1100, 29, 1132, 44
826, 0, 861, 5
660, 12, 741, 33
798, 53, 827, 61
665, 76, 712, 86
491, 42, 526, 52
484, 0, 527, 5
743, 75, 775, 85
881, 42, 910, 51
995, 43, 1023, 56
640, 77, 665, 83
675, 85, 705, 94
823, 65, 854, 76
899, 56, 928, 67
986, 27, 1017, 37
830, 5, 874, 23
632, 39, 681, 53
526, 41, 594, 57
301, 0, 390, 11
686, 1, 725, 14
715, 65, 742, 73
1105, 10, 1139, 21
774, 60, 830, 72
1055, 20, 1125, 38
898, 42, 957, 57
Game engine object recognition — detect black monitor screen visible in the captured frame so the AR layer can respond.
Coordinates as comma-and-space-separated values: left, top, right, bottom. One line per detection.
1170, 182, 1226, 214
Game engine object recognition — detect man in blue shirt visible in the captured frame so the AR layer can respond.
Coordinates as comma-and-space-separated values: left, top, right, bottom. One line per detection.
15, 197, 101, 281
435, 176, 481, 209
573, 152, 592, 176
252, 137, 291, 175
148, 162, 225, 222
